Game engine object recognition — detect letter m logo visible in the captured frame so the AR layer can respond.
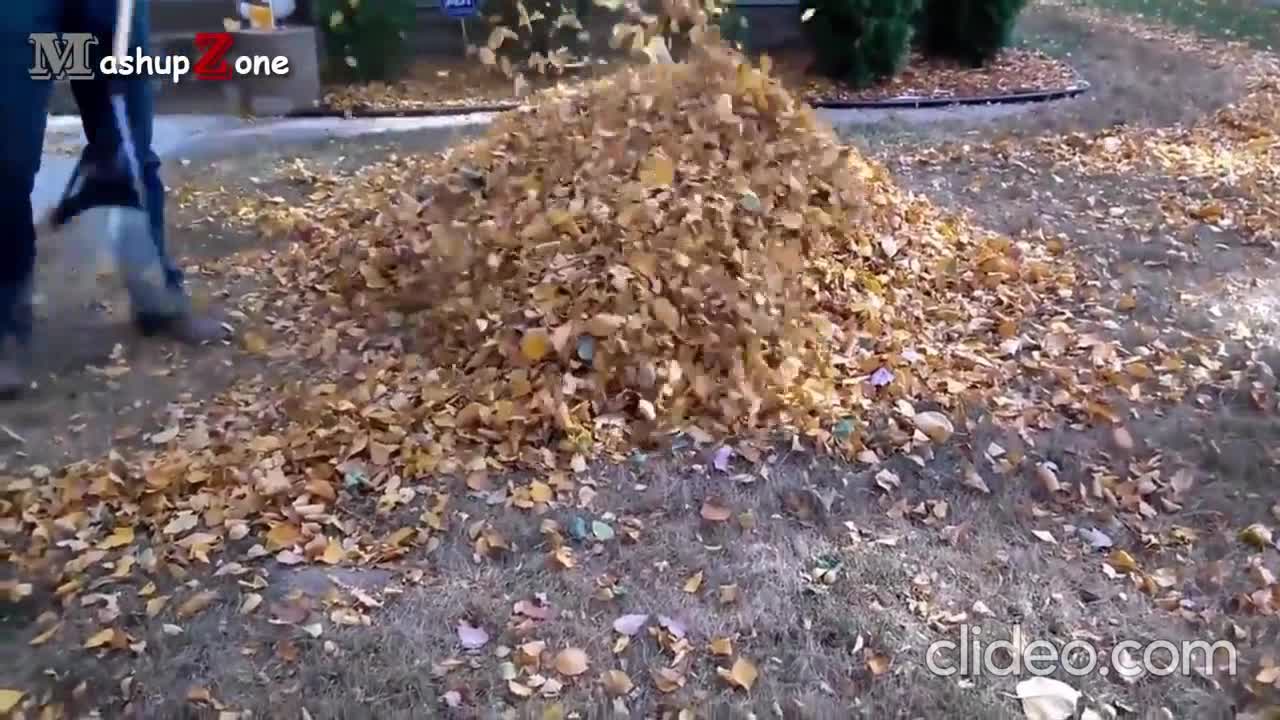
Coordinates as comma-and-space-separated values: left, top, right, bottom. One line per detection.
28, 33, 98, 80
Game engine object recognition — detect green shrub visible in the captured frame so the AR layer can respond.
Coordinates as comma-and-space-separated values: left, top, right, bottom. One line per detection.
916, 0, 1028, 66
317, 0, 415, 82
717, 6, 752, 52
801, 0, 921, 89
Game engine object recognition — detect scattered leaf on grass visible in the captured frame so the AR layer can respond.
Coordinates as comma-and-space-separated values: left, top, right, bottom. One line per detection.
866, 652, 891, 676
601, 669, 633, 696
652, 667, 685, 693
1015, 677, 1081, 720
613, 613, 648, 636
176, 590, 218, 619
962, 463, 991, 494
1031, 530, 1058, 545
84, 628, 117, 649
718, 657, 758, 690
458, 621, 489, 649
98, 525, 135, 550
683, 571, 703, 593
554, 647, 589, 676
710, 636, 733, 656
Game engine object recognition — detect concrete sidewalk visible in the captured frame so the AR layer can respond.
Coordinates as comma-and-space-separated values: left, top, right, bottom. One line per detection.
33, 112, 498, 216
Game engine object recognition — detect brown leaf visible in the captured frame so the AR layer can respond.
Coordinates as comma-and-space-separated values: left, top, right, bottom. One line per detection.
682, 571, 704, 594
176, 590, 218, 619
718, 657, 758, 690
866, 652, 891, 676
651, 667, 685, 693
700, 500, 732, 522
553, 647, 589, 676
601, 669, 634, 696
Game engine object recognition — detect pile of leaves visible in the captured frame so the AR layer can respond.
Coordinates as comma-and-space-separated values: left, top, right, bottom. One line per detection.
290, 41, 1076, 462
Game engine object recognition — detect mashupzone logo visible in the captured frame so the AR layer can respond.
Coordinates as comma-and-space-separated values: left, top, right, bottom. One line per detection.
29, 32, 290, 83
926, 626, 1238, 679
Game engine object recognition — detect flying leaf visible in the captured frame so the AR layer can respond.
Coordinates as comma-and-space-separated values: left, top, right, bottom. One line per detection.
801, 7, 816, 21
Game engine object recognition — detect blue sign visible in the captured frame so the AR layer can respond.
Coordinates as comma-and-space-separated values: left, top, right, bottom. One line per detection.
442, 0, 479, 18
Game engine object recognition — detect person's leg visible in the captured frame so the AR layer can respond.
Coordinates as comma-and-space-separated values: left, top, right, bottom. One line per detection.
0, 3, 61, 392
66, 0, 227, 341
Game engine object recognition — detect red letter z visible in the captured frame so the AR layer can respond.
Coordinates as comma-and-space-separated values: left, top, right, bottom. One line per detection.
193, 32, 233, 81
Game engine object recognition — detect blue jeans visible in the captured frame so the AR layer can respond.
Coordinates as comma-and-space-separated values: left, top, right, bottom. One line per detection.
0, 0, 182, 343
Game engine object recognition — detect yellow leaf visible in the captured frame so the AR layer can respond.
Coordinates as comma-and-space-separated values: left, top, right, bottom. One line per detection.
0, 689, 23, 713
146, 595, 170, 617
717, 657, 758, 690
683, 570, 703, 593
320, 539, 346, 565
176, 590, 218, 619
98, 525, 135, 550
639, 151, 674, 188
710, 636, 733, 656
553, 647, 589, 676
1108, 549, 1139, 573
866, 652, 891, 676
530, 481, 554, 504
84, 628, 116, 649
1241, 524, 1274, 549
266, 523, 302, 551
521, 330, 553, 362
29, 622, 61, 646
242, 331, 269, 354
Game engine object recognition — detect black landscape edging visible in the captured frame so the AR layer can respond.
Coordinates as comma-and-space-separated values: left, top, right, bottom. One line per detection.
286, 81, 1091, 118
809, 81, 1091, 110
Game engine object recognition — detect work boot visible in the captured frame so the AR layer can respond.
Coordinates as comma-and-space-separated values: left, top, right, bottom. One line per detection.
135, 310, 232, 345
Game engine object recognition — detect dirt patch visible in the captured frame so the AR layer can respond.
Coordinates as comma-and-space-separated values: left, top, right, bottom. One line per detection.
0, 128, 475, 472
